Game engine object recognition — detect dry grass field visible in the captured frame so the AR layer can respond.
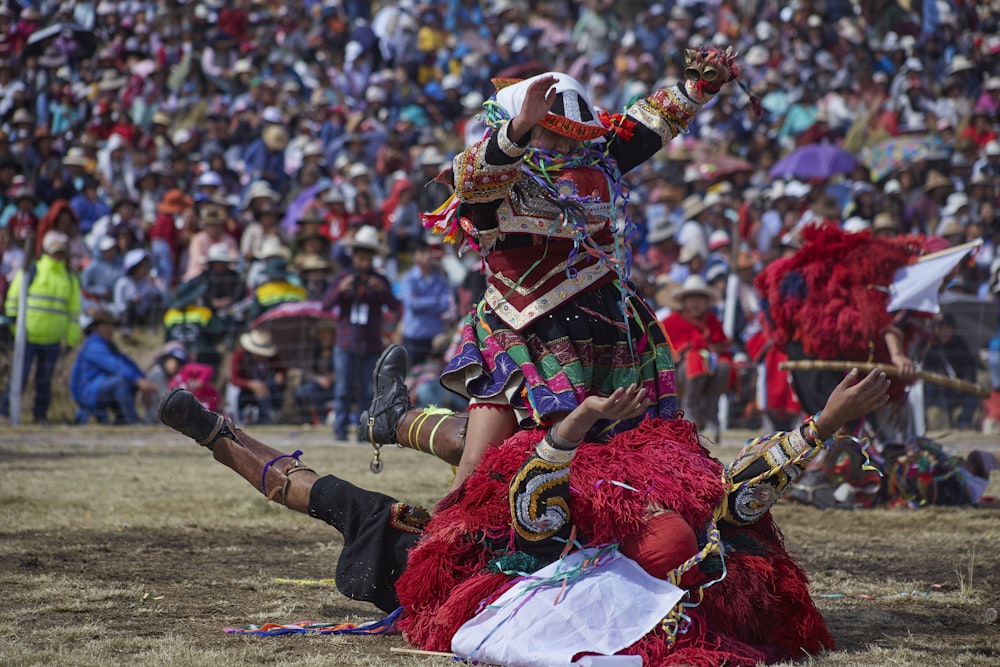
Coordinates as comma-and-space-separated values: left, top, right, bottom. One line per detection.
1, 424, 998, 666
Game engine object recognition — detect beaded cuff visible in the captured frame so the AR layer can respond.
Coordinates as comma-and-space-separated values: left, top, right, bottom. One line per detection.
627, 86, 702, 144
718, 418, 828, 525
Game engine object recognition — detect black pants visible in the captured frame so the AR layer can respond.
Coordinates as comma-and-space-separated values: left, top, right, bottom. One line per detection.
307, 476, 421, 612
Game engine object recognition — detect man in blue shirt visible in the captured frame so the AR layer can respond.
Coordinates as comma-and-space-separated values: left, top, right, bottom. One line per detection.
70, 309, 156, 424
397, 239, 453, 366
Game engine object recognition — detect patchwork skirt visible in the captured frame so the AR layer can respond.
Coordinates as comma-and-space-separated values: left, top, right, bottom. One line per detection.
440, 281, 677, 437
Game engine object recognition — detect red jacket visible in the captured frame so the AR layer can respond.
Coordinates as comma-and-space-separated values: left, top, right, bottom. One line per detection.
661, 310, 732, 379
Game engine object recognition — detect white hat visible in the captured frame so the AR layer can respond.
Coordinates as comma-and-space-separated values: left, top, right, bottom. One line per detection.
42, 231, 69, 254
744, 45, 768, 67
345, 40, 364, 62
646, 219, 677, 244
172, 128, 193, 145
97, 236, 117, 252
340, 225, 388, 255
239, 329, 277, 357
323, 186, 347, 204
842, 216, 870, 233
244, 181, 279, 205
442, 74, 462, 91
261, 106, 283, 124
708, 230, 731, 250
984, 141, 1000, 157
678, 244, 702, 264
883, 179, 902, 195
947, 54, 975, 75
365, 87, 387, 104
303, 141, 325, 158
461, 91, 484, 111
942, 192, 970, 216
196, 171, 223, 188
123, 248, 149, 273
783, 180, 811, 198
418, 146, 447, 167
347, 163, 370, 178
202, 243, 236, 264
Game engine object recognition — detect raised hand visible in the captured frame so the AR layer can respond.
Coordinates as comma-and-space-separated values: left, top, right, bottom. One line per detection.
508, 75, 559, 141
551, 384, 652, 447
814, 368, 892, 441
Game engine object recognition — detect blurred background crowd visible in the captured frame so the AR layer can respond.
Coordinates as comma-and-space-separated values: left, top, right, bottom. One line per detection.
0, 0, 998, 434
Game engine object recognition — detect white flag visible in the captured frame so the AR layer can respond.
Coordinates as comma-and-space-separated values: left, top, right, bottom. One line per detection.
886, 240, 981, 314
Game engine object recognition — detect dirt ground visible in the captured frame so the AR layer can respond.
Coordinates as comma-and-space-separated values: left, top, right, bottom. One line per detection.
1, 425, 998, 666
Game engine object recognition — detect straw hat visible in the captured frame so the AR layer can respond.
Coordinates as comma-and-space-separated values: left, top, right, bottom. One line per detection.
84, 309, 120, 334
923, 170, 951, 192
667, 274, 719, 309
255, 237, 292, 261
198, 207, 227, 227
340, 225, 388, 255
811, 195, 841, 219
936, 216, 964, 238
295, 254, 331, 273
681, 194, 710, 221
262, 124, 289, 152
872, 212, 899, 232
62, 147, 88, 167
97, 71, 129, 92
239, 329, 277, 357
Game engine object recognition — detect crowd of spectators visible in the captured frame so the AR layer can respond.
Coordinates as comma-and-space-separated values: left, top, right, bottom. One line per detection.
0, 0, 999, 430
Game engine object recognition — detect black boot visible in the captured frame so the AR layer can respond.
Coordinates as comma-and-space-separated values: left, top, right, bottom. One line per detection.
159, 388, 228, 449
360, 344, 410, 445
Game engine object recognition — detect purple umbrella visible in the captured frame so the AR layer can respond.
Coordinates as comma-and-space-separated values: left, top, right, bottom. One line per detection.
768, 143, 859, 180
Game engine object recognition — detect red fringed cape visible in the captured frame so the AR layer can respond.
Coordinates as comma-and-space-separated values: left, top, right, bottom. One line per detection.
395, 418, 834, 665
755, 224, 926, 365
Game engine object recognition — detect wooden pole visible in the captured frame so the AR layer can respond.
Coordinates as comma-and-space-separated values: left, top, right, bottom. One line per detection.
779, 360, 990, 398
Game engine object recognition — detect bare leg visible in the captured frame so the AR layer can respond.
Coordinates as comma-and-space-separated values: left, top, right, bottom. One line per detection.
453, 404, 518, 489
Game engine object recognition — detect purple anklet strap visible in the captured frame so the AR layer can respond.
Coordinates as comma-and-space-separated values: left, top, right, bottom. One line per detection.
261, 450, 303, 494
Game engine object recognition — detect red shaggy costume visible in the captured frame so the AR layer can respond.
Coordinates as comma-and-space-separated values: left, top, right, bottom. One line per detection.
395, 419, 833, 665
755, 224, 928, 403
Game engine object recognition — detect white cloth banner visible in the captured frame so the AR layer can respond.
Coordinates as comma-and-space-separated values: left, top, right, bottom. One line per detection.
887, 242, 980, 314
451, 549, 684, 667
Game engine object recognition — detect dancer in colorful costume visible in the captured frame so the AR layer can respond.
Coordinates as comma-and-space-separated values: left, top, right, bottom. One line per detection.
754, 224, 983, 507
362, 48, 744, 485
159, 362, 890, 664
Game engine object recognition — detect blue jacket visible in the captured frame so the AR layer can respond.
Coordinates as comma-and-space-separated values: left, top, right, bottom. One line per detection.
70, 333, 145, 409
398, 266, 452, 339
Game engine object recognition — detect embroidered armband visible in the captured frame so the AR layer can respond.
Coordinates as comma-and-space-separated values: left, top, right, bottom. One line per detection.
497, 121, 529, 158
453, 133, 524, 204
